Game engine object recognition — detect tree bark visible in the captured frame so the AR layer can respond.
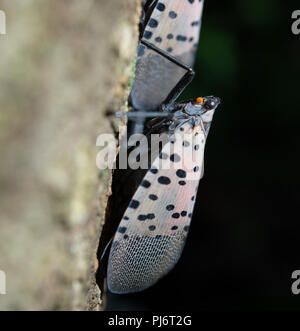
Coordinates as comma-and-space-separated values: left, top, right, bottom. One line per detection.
0, 0, 141, 310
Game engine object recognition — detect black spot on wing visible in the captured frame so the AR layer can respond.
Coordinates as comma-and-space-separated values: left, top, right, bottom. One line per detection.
149, 194, 158, 201
150, 168, 158, 174
176, 35, 187, 42
129, 200, 140, 209
167, 33, 173, 39
158, 176, 171, 185
148, 18, 158, 28
170, 154, 181, 162
144, 30, 152, 39
176, 169, 187, 178
169, 11, 177, 19
159, 152, 168, 159
118, 227, 127, 234
156, 2, 165, 11
141, 180, 151, 188
166, 204, 174, 211
138, 214, 147, 221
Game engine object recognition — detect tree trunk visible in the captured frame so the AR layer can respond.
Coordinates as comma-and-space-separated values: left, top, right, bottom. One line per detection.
0, 0, 141, 311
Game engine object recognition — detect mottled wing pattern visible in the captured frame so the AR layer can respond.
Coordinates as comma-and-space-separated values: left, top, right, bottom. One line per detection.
144, 0, 204, 64
107, 123, 206, 294
130, 0, 204, 111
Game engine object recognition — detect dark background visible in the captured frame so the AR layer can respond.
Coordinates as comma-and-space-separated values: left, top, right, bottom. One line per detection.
106, 0, 300, 311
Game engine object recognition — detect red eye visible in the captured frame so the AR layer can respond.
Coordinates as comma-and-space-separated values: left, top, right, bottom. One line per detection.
196, 97, 204, 103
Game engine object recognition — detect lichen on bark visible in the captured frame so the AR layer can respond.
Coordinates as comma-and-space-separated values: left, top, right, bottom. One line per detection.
0, 0, 141, 310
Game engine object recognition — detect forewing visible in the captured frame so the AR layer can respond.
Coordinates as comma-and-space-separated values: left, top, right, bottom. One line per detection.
130, 0, 204, 111
144, 0, 204, 64
107, 123, 206, 294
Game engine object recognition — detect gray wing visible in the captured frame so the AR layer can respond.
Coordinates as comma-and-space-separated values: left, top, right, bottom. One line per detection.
130, 0, 204, 112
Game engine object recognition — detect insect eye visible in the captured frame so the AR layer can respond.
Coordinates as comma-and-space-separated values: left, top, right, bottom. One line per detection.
204, 98, 218, 110
196, 97, 204, 103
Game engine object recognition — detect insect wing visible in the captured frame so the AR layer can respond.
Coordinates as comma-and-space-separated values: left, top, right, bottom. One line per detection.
130, 0, 204, 111
144, 0, 204, 64
107, 124, 206, 294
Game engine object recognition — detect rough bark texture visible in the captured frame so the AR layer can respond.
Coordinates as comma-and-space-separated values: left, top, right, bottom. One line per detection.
0, 0, 141, 310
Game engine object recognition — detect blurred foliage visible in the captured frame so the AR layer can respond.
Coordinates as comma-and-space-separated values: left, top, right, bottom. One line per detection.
179, 0, 300, 311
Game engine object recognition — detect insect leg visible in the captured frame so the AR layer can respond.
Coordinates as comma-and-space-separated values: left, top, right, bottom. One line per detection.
145, 118, 168, 134
100, 238, 113, 263
115, 111, 171, 118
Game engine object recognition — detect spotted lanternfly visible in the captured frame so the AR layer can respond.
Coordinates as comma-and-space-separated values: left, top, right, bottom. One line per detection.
102, 0, 219, 294
129, 0, 204, 134
107, 94, 220, 294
